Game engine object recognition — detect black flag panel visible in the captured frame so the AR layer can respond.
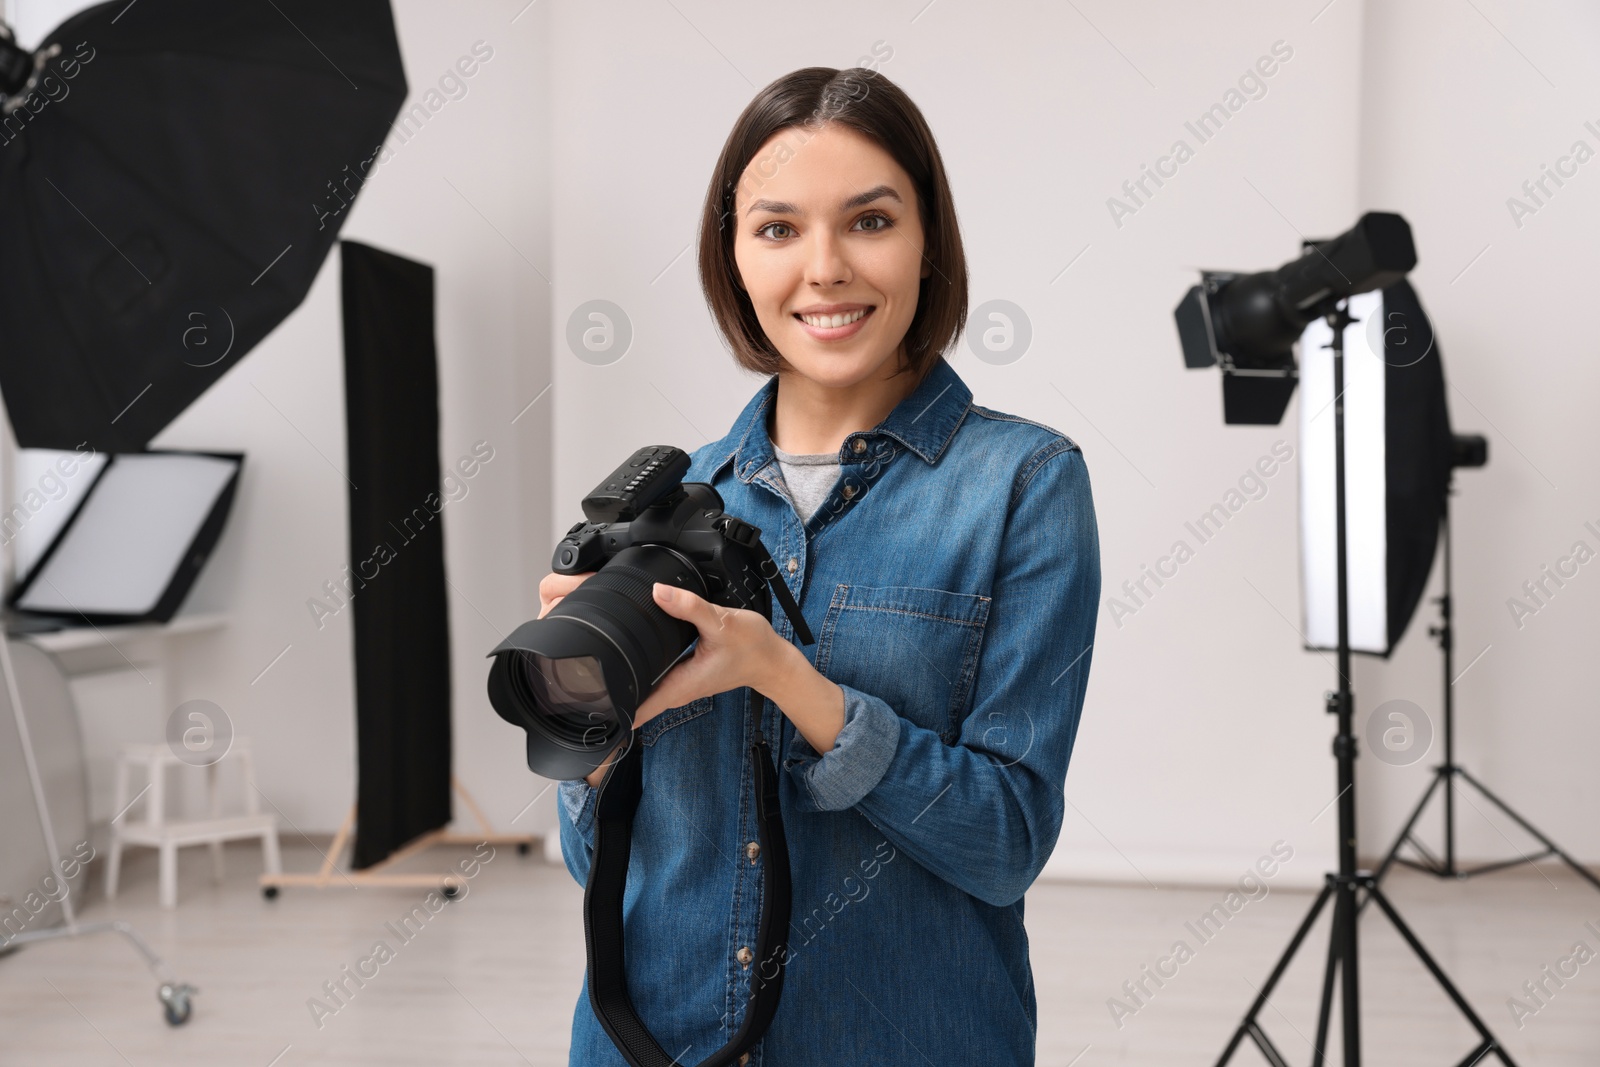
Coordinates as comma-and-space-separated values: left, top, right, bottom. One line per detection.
340, 240, 452, 870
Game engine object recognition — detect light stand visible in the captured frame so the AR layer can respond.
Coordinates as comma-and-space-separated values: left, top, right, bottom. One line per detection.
1371, 478, 1600, 893
2, 630, 197, 1023
1214, 301, 1516, 1067
0, 413, 197, 1022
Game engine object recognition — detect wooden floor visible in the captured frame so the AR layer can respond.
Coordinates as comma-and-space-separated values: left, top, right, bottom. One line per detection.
3, 840, 1596, 1065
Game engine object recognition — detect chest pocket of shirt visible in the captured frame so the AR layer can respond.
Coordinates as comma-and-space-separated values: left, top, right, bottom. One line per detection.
812, 584, 991, 743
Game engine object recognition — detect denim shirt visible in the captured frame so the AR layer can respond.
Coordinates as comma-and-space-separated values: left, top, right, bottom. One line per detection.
556, 355, 1101, 1066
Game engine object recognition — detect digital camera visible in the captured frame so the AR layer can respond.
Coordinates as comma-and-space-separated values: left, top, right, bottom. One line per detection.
486, 445, 810, 780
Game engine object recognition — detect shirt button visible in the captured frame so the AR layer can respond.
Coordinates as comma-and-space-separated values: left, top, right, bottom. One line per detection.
842, 484, 856, 499
786, 557, 797, 574
746, 841, 761, 864
737, 946, 754, 967
852, 438, 866, 454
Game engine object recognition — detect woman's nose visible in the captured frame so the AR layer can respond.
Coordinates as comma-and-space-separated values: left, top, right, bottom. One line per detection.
802, 229, 851, 288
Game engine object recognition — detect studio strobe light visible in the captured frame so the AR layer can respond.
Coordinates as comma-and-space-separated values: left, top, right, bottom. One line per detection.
1175, 211, 1416, 425
1174, 212, 1519, 1067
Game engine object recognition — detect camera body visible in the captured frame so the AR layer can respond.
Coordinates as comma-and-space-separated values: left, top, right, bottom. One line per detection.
487, 446, 811, 780
552, 445, 779, 617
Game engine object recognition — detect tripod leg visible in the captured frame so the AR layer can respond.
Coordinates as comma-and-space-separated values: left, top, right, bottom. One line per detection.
1215, 884, 1334, 1067
1371, 768, 1444, 888
1337, 882, 1360, 1067
1401, 834, 1446, 874
1456, 768, 1600, 893
1243, 1022, 1293, 1067
1364, 883, 1518, 1066
1461, 852, 1557, 879
1312, 893, 1341, 1065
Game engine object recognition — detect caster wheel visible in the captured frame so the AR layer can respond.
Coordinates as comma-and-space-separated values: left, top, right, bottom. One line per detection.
158, 983, 196, 1027
516, 842, 531, 857
442, 884, 460, 900
262, 886, 279, 900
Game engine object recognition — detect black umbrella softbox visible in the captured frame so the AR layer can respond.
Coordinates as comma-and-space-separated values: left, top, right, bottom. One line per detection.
0, 0, 407, 451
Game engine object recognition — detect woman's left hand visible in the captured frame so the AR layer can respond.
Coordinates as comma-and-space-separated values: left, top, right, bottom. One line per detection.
631, 582, 795, 729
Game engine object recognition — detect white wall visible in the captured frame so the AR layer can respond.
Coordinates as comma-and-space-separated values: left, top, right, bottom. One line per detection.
9, 0, 1593, 884
1353, 0, 1600, 865
547, 0, 1382, 886
545, 0, 1600, 883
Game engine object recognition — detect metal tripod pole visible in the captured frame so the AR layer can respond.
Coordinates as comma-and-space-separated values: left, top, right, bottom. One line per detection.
1329, 299, 1359, 1066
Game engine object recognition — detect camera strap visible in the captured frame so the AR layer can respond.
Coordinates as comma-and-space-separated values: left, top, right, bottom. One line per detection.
584, 686, 791, 1067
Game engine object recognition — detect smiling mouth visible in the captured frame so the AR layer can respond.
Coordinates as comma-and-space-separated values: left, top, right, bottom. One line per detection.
794, 307, 875, 329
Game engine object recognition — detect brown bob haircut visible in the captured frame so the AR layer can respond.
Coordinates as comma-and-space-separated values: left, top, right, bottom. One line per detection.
698, 66, 968, 387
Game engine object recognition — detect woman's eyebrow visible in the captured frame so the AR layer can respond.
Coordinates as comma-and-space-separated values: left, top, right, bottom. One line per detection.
745, 184, 903, 218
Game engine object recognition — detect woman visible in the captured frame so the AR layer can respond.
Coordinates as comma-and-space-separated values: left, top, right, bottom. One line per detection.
543, 66, 1100, 1066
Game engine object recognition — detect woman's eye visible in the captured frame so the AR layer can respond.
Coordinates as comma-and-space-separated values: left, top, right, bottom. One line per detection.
756, 213, 892, 241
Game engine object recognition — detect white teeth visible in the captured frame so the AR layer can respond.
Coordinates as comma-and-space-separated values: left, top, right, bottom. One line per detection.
800, 308, 867, 329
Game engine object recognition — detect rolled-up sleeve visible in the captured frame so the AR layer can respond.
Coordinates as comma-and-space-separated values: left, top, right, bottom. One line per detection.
556, 779, 598, 885
787, 441, 1100, 907
786, 683, 900, 810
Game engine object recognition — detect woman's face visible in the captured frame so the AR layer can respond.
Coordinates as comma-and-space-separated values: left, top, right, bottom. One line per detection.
732, 123, 931, 390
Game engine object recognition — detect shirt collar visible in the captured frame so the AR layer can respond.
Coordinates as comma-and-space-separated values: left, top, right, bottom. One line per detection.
714, 356, 973, 483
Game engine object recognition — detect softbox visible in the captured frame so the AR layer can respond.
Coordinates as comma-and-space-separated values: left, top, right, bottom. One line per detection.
340, 241, 452, 870
1297, 279, 1454, 655
7, 450, 242, 626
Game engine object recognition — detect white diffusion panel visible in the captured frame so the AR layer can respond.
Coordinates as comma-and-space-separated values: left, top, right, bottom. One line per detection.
9, 448, 109, 579
1298, 289, 1388, 654
15, 453, 238, 616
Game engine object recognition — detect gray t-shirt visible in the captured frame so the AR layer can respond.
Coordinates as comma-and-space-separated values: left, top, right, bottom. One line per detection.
772, 443, 841, 523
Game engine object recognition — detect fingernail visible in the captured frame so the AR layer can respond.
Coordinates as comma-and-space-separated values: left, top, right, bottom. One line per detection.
656, 583, 674, 603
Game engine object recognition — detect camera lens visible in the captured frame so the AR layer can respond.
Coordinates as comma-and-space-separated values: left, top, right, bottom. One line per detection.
516, 651, 612, 746
487, 544, 708, 780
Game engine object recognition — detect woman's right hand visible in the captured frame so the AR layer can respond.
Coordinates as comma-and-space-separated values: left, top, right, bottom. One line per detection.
536, 570, 620, 788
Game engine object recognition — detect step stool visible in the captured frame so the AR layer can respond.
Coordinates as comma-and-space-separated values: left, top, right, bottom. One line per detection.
105, 739, 281, 908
